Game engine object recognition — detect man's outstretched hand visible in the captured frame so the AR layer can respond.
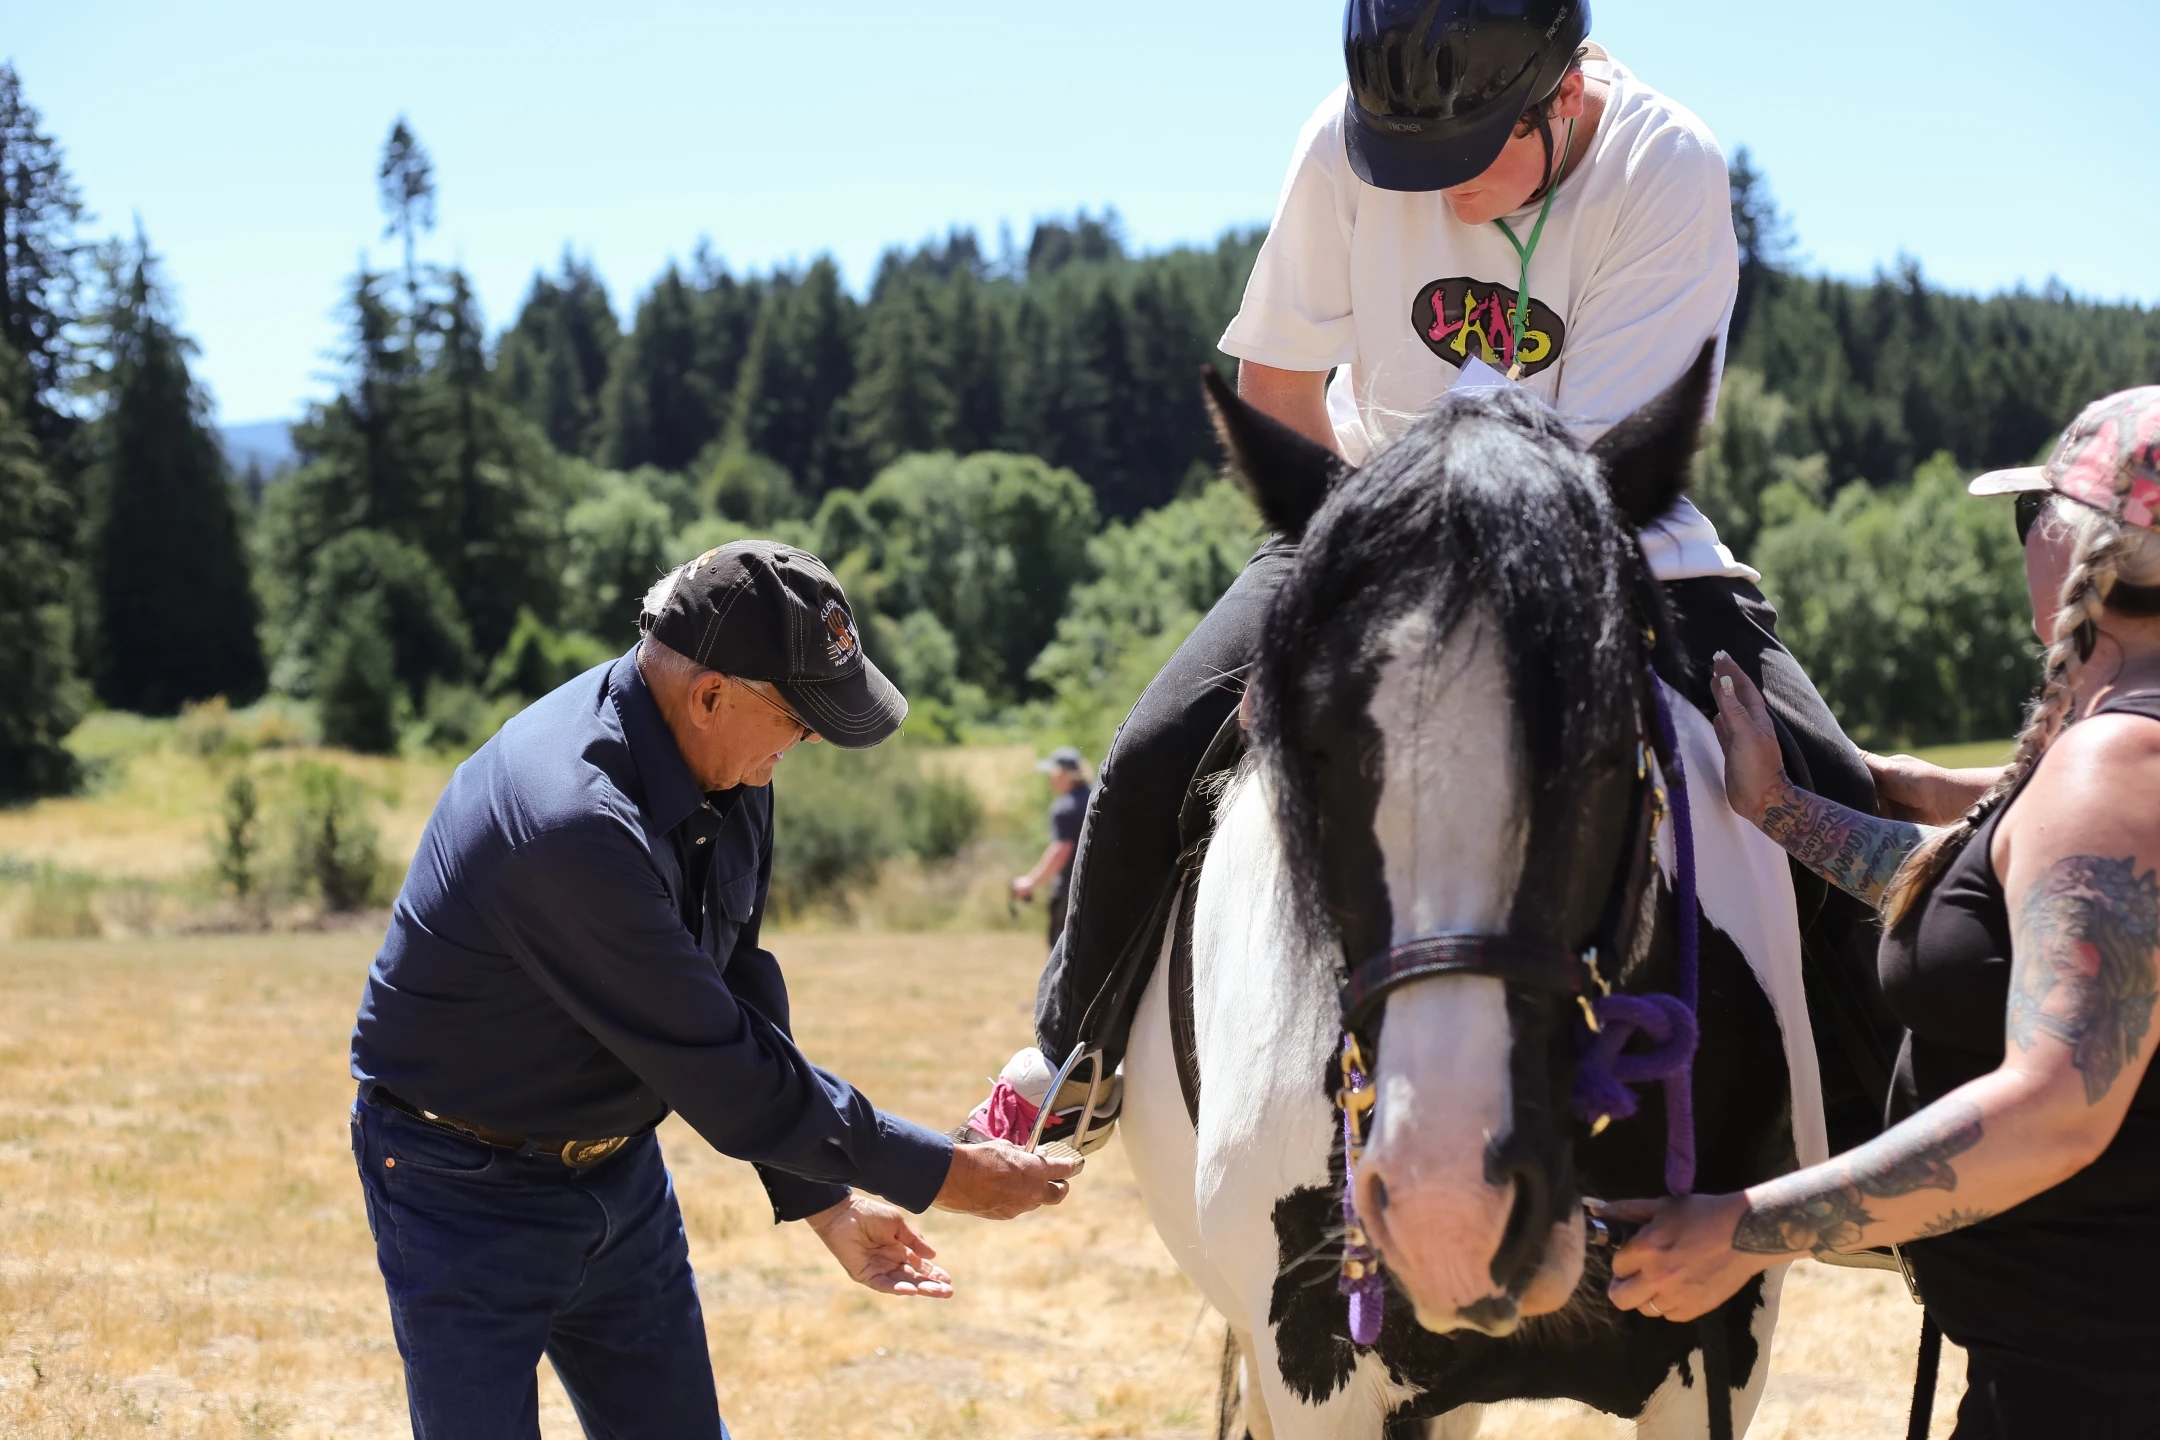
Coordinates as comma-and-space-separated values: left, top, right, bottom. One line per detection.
934, 1137, 1078, 1219
806, 1194, 953, 1299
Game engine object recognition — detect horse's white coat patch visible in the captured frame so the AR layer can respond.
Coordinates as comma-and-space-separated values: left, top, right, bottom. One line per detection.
1368, 607, 1527, 945
1360, 606, 1535, 1327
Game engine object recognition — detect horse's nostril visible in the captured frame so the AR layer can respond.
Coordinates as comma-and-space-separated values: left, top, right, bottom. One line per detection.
1490, 1163, 1549, 1290
1370, 1176, 1390, 1214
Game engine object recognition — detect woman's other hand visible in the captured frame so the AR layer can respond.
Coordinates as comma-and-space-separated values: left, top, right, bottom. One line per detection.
1599, 1193, 1771, 1324
1708, 652, 1786, 825
1865, 751, 2004, 825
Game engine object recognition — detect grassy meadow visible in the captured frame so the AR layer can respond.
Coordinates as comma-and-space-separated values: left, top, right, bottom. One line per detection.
0, 715, 2001, 1436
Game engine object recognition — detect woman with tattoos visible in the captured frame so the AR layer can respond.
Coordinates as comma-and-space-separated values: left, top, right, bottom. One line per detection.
1603, 386, 2160, 1437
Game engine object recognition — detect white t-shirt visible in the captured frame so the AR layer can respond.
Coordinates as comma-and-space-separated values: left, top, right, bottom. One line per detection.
1220, 47, 1753, 582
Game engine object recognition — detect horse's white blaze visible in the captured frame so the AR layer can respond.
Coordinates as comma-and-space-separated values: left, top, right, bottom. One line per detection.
1357, 606, 1546, 1331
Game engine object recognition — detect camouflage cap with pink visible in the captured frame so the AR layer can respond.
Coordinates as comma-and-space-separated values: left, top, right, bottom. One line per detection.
1969, 385, 2160, 533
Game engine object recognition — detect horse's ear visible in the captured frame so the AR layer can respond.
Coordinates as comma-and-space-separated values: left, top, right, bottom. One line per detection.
1203, 365, 1350, 539
1588, 339, 1719, 529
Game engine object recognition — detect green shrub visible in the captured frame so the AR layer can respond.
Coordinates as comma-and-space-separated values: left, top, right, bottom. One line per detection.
907, 770, 983, 863
408, 681, 520, 755
1755, 453, 2035, 747
486, 608, 614, 699
175, 696, 252, 758
290, 761, 382, 911
768, 740, 985, 913
316, 611, 401, 754
213, 773, 261, 900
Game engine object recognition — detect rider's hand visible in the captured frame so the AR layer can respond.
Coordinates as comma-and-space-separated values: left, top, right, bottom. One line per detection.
1010, 875, 1036, 902
933, 1138, 1077, 1219
805, 1193, 954, 1298
1600, 1192, 1768, 1325
1707, 652, 1787, 826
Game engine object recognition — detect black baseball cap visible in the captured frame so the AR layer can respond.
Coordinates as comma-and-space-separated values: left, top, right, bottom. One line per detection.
639, 540, 907, 749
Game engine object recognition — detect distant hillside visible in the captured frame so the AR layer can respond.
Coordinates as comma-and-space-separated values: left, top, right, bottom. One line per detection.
218, 420, 297, 478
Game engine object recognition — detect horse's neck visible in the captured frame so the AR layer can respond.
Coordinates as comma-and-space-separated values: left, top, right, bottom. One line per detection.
1188, 771, 1343, 1165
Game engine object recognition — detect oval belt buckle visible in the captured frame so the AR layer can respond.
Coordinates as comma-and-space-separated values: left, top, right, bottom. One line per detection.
561, 1135, 629, 1168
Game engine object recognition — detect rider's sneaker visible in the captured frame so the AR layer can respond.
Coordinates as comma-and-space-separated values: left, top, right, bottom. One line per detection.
952, 1047, 1121, 1161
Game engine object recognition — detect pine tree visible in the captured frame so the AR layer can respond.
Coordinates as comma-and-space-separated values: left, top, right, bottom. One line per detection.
378, 117, 436, 315
940, 272, 1007, 456
727, 257, 858, 495
839, 275, 953, 476
598, 263, 718, 471
0, 338, 80, 798
499, 252, 618, 456
83, 232, 264, 714
0, 64, 86, 463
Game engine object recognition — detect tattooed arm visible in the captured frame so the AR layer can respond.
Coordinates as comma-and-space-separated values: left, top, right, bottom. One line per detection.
1603, 708, 2160, 1324
1707, 653, 1928, 907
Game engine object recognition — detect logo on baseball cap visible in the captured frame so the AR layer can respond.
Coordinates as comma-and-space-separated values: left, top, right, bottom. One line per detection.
640, 540, 907, 749
1969, 386, 2160, 534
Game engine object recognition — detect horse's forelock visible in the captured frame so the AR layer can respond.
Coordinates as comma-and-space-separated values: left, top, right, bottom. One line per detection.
1252, 390, 1648, 954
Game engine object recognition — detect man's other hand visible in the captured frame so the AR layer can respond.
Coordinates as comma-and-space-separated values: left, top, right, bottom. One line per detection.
933, 1138, 1077, 1219
805, 1194, 953, 1299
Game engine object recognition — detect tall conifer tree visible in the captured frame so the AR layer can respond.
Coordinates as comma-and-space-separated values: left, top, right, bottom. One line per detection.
727, 258, 858, 495
84, 234, 263, 714
0, 64, 86, 464
597, 263, 717, 471
0, 337, 80, 797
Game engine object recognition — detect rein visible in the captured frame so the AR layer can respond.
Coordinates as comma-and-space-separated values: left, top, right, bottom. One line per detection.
1332, 649, 1703, 1345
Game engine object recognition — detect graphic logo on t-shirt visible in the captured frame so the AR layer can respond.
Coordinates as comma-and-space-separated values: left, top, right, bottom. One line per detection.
1411, 278, 1565, 378
821, 599, 861, 667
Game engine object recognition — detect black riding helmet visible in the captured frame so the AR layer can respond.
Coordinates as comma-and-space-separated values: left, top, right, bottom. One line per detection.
1343, 0, 1590, 193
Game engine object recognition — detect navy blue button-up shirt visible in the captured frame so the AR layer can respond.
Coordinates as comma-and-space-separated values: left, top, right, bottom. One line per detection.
350, 647, 953, 1219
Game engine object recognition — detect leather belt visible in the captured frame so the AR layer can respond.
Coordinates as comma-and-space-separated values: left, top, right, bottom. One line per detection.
368, 1087, 633, 1169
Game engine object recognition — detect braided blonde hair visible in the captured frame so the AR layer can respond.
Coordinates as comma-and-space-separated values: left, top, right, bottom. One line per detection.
1882, 498, 2160, 926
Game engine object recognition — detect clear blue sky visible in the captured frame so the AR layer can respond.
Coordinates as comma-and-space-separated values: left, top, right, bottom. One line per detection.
12, 0, 2156, 425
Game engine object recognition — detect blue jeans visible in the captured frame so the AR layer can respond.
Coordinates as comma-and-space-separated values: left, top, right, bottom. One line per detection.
351, 1095, 728, 1440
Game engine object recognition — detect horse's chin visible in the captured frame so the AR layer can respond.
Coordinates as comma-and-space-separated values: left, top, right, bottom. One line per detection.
1406, 1219, 1586, 1338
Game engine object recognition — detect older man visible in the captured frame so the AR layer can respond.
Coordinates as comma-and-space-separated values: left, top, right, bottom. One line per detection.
350, 540, 1073, 1440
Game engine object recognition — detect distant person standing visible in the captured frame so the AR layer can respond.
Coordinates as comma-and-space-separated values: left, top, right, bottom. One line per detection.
1011, 747, 1092, 950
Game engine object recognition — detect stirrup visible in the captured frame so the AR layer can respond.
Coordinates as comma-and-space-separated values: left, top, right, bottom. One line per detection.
1029, 1042, 1114, 1163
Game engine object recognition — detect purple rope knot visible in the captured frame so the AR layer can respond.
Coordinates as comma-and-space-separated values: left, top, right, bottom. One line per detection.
1571, 991, 1698, 1193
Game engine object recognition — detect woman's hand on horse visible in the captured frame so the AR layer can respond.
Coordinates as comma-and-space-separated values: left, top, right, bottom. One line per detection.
1708, 652, 1786, 825
1600, 1193, 1770, 1324
933, 1136, 1079, 1219
806, 1194, 955, 1299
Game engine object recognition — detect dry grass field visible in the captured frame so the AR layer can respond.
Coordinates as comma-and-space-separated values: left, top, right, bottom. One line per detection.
0, 927, 1968, 1439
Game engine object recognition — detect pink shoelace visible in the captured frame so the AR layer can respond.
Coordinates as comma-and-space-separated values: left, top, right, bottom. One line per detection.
966, 1077, 1040, 1143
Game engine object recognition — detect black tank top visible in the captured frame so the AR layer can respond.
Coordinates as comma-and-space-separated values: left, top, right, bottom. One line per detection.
1876, 689, 2160, 1384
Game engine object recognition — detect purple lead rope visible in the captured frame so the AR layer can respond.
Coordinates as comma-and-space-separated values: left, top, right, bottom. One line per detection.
1569, 669, 1700, 1195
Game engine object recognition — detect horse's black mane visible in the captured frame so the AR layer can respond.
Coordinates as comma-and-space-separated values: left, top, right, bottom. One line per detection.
1250, 387, 1661, 948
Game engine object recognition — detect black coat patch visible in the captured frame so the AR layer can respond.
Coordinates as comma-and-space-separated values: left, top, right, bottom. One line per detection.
1410, 278, 1565, 378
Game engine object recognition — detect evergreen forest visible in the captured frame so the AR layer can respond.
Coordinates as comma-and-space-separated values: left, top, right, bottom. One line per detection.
7, 64, 2160, 809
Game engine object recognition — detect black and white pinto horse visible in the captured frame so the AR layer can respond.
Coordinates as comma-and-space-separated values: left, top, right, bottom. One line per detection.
1122, 356, 1834, 1438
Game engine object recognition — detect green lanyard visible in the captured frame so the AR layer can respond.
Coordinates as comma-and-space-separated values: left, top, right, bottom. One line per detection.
1490, 118, 1575, 380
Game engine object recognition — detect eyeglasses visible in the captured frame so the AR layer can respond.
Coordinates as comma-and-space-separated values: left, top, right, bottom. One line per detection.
730, 676, 813, 744
2015, 491, 2048, 547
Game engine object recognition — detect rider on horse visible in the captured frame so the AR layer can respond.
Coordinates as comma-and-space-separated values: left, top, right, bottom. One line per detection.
960, 0, 1895, 1161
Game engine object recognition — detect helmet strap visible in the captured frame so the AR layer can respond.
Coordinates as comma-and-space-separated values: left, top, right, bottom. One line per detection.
1533, 114, 1558, 202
